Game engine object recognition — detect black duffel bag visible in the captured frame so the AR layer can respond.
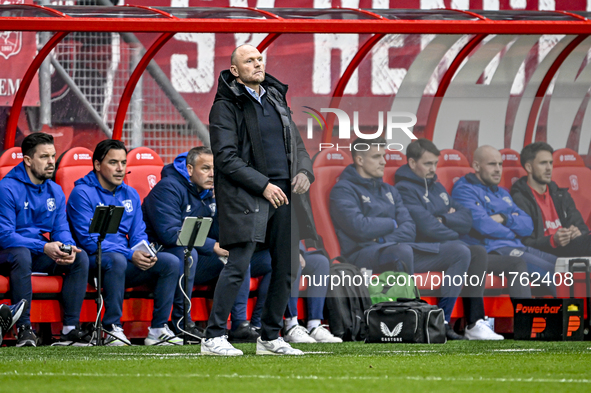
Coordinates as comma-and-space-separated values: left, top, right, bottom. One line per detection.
365, 299, 446, 344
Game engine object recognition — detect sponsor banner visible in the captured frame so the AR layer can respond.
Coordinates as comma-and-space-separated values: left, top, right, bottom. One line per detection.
0, 0, 39, 106
514, 298, 584, 341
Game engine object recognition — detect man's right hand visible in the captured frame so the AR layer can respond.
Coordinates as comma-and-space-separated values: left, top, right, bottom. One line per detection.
44, 242, 73, 264
213, 242, 229, 258
553, 228, 571, 247
263, 183, 288, 209
490, 214, 504, 224
131, 250, 157, 271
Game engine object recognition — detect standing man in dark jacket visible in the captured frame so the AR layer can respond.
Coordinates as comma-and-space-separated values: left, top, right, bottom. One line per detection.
142, 147, 271, 343
203, 44, 316, 356
511, 142, 591, 256
330, 137, 503, 340
0, 133, 89, 347
395, 139, 530, 301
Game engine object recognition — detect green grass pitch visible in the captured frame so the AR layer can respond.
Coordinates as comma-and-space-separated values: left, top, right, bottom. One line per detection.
1, 341, 590, 392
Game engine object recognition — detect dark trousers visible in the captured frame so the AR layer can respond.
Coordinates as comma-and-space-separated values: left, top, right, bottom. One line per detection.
486, 253, 531, 298
88, 251, 177, 328
376, 241, 486, 324
493, 246, 557, 296
549, 234, 591, 257
206, 180, 297, 341
0, 247, 89, 327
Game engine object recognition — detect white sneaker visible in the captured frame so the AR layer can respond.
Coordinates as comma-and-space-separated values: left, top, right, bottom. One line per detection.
104, 325, 130, 346
283, 324, 316, 343
256, 336, 304, 355
309, 325, 343, 343
145, 325, 183, 346
464, 319, 504, 341
201, 335, 243, 356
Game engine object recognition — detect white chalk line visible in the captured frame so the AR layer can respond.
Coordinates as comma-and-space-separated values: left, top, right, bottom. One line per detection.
0, 371, 590, 384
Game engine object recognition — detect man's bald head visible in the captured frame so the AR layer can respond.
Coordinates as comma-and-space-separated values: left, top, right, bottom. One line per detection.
472, 145, 503, 186
231, 44, 258, 66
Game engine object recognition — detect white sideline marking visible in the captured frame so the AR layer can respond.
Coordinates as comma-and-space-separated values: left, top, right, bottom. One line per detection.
491, 349, 544, 352
1, 371, 590, 384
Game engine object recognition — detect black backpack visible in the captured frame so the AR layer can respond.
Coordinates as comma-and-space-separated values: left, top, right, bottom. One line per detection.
323, 259, 372, 341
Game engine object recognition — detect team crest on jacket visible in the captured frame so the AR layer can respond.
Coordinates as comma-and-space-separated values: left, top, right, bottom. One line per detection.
502, 196, 513, 206
209, 203, 217, 214
439, 192, 449, 206
46, 198, 56, 212
385, 192, 395, 205
122, 199, 133, 213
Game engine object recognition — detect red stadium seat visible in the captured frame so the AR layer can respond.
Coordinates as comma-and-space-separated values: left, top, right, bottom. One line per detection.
54, 147, 94, 201
124, 147, 164, 203
309, 149, 352, 259
436, 149, 473, 193
0, 147, 23, 180
383, 150, 407, 186
552, 148, 591, 228
499, 148, 526, 191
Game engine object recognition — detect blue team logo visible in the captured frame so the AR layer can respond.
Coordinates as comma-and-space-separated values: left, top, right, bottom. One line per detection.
122, 199, 133, 213
46, 198, 56, 212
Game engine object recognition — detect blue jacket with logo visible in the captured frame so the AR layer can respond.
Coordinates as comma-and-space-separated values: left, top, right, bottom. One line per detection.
142, 152, 218, 255
329, 164, 438, 266
0, 162, 75, 254
67, 171, 147, 260
451, 172, 533, 252
394, 164, 473, 242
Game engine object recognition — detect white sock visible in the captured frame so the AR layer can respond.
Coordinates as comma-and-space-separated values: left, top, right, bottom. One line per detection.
307, 319, 321, 332
62, 325, 75, 335
284, 317, 298, 331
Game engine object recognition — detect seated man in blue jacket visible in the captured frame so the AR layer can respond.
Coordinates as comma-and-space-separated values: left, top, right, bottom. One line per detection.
395, 139, 530, 300
330, 137, 502, 340
0, 133, 89, 347
451, 145, 556, 296
142, 147, 271, 343
67, 139, 181, 346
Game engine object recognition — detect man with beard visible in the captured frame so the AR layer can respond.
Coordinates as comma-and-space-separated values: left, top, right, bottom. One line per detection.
0, 133, 89, 346
511, 142, 591, 256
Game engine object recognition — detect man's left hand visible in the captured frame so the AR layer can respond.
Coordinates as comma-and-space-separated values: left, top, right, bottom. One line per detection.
292, 173, 310, 194
569, 225, 582, 240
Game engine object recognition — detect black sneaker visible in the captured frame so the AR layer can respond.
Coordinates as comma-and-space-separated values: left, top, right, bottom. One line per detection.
0, 300, 27, 333
16, 325, 38, 347
228, 321, 260, 343
53, 326, 93, 346
445, 324, 467, 341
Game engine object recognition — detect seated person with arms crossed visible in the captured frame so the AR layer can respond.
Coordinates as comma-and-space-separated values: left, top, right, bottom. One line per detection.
0, 133, 89, 347
451, 145, 557, 296
511, 142, 591, 257
395, 139, 531, 302
142, 147, 271, 343
68, 139, 181, 346
330, 137, 502, 340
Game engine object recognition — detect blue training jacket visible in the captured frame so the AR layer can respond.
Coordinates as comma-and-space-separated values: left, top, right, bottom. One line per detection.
394, 164, 473, 243
67, 171, 147, 260
0, 162, 75, 254
329, 164, 438, 267
142, 152, 218, 254
451, 172, 533, 252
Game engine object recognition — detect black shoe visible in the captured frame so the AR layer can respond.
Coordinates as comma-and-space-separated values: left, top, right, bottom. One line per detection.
177, 324, 204, 344
54, 326, 93, 346
0, 300, 27, 333
445, 324, 467, 341
16, 325, 38, 347
228, 321, 260, 343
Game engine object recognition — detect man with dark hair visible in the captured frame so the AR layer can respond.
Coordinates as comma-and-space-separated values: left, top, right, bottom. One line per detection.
330, 137, 503, 340
0, 132, 90, 346
511, 142, 591, 256
68, 139, 181, 346
204, 44, 316, 355
142, 147, 271, 344
452, 145, 556, 296
395, 139, 530, 300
